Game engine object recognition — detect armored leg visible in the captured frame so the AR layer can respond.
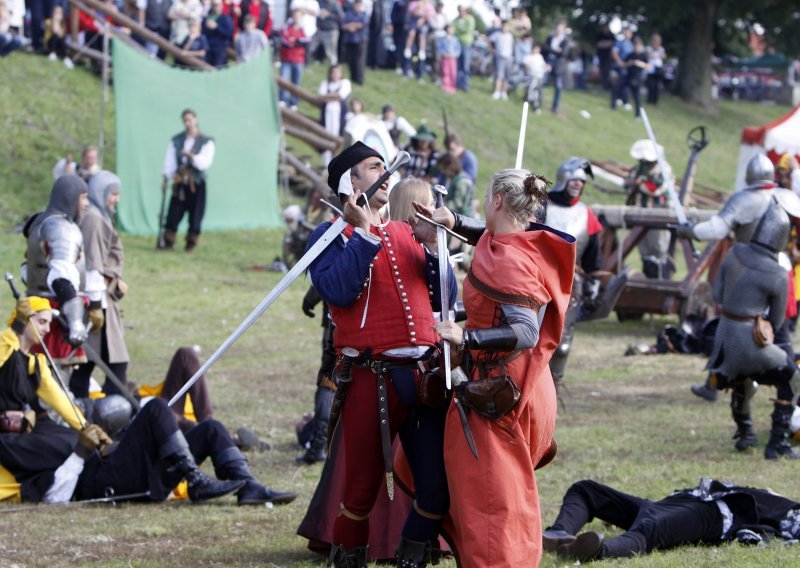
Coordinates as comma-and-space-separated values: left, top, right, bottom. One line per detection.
730, 382, 757, 451
690, 373, 719, 402
550, 324, 574, 401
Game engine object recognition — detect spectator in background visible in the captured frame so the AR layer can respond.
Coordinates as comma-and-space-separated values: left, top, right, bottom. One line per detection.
404, 123, 439, 180
366, 0, 385, 70
402, 0, 434, 79
428, 1, 447, 83
308, 0, 342, 65
279, 8, 308, 110
202, 0, 233, 67
613, 36, 648, 118
388, 0, 406, 71
44, 5, 73, 68
341, 0, 368, 85
179, 19, 207, 63
645, 33, 666, 105
239, 0, 271, 37
143, 0, 173, 58
53, 145, 101, 181
437, 152, 474, 217
292, 0, 319, 65
490, 19, 513, 101
4, 0, 22, 34
318, 64, 351, 165
0, 0, 26, 57
453, 4, 475, 92
545, 20, 569, 114
26, 0, 49, 52
437, 23, 460, 93
169, 0, 203, 46
523, 43, 549, 113
509, 6, 530, 40
610, 26, 634, 109
235, 13, 268, 61
595, 21, 615, 90
381, 104, 416, 148
444, 132, 477, 183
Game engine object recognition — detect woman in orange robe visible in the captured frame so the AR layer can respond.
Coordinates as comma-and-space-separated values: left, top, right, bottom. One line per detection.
435, 168, 575, 567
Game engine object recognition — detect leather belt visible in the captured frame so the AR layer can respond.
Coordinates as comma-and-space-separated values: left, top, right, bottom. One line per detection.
721, 310, 756, 323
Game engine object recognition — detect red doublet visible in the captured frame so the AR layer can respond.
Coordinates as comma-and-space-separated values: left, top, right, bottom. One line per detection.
329, 221, 437, 353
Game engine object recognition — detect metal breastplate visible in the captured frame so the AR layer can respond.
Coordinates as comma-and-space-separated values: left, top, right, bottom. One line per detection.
546, 202, 589, 260
26, 215, 85, 296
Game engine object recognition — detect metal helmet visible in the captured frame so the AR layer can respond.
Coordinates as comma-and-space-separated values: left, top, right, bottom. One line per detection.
745, 153, 775, 186
92, 394, 134, 437
552, 157, 594, 193
751, 197, 790, 252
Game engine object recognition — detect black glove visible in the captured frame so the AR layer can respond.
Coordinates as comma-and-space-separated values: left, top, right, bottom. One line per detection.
668, 222, 695, 240
302, 286, 321, 318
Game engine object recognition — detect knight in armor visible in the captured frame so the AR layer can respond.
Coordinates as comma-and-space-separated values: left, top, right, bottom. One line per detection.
625, 139, 674, 279
160, 108, 216, 252
705, 198, 800, 459
545, 157, 604, 393
70, 171, 130, 398
23, 174, 90, 366
678, 153, 800, 403
302, 143, 456, 567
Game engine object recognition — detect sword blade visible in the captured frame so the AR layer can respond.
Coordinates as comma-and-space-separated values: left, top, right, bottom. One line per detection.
167, 217, 349, 407
81, 339, 140, 411
436, 227, 451, 389
454, 397, 478, 459
640, 108, 687, 225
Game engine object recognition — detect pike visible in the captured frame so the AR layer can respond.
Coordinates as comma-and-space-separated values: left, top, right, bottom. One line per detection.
169, 151, 411, 407
5, 273, 87, 429
432, 185, 452, 389
0, 490, 151, 513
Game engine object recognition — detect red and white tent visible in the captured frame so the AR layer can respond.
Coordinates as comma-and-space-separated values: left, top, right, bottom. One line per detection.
736, 104, 800, 189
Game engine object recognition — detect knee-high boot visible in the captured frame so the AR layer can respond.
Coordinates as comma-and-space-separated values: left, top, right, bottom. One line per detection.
731, 384, 757, 451
765, 401, 800, 459
213, 446, 298, 505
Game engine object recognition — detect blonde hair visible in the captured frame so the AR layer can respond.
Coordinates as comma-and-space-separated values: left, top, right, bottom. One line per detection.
389, 177, 434, 223
488, 168, 549, 225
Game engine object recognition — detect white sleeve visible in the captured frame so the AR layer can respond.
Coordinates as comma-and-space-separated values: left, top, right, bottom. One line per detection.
792, 169, 800, 195
46, 260, 81, 293
163, 141, 177, 178
84, 269, 106, 303
43, 453, 85, 504
398, 117, 416, 137
339, 79, 352, 100
191, 140, 215, 172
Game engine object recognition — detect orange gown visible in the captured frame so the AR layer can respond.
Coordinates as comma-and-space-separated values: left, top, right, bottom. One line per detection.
444, 226, 575, 568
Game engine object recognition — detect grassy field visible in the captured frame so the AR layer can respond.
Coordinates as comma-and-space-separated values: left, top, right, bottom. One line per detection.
0, 53, 798, 566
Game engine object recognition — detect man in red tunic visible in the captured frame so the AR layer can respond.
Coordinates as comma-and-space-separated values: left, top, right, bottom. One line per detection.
305, 142, 456, 567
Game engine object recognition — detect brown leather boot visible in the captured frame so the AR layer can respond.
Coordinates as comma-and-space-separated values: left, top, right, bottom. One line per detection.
159, 229, 176, 250
186, 232, 199, 252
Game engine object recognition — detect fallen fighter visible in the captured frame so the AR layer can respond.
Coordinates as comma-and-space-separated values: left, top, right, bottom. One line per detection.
543, 478, 800, 562
0, 296, 296, 506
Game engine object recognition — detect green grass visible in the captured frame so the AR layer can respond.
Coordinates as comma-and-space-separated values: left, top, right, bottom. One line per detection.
1, 54, 798, 566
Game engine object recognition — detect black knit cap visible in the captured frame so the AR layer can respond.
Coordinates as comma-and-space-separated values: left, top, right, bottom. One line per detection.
327, 141, 383, 193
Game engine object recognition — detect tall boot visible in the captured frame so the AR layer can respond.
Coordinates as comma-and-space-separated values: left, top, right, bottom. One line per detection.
160, 229, 176, 251
765, 402, 800, 460
396, 537, 430, 568
160, 431, 245, 503
297, 416, 329, 464
213, 446, 298, 506
186, 232, 199, 252
328, 545, 368, 568
691, 374, 718, 402
731, 386, 757, 451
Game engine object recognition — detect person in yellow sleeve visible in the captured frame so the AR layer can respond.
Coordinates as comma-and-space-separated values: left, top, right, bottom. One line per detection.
0, 297, 294, 505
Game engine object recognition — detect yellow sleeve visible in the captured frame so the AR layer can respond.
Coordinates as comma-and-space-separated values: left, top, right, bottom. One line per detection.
32, 354, 86, 431
0, 328, 20, 368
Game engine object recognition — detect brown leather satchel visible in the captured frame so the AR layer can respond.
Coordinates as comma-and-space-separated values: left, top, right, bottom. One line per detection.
753, 315, 774, 347
0, 410, 35, 433
457, 375, 521, 420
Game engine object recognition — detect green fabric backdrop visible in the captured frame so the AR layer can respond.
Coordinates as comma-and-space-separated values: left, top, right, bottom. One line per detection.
112, 40, 282, 235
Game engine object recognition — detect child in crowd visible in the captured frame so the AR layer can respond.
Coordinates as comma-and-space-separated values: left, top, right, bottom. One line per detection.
45, 5, 73, 68
235, 14, 269, 62
437, 24, 460, 93
490, 20, 514, 100
523, 43, 549, 112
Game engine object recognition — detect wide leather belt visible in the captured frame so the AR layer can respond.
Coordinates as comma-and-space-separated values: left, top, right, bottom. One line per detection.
721, 310, 756, 323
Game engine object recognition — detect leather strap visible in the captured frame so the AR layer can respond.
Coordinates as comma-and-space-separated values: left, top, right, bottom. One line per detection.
721, 310, 756, 323
467, 270, 542, 310
376, 372, 395, 501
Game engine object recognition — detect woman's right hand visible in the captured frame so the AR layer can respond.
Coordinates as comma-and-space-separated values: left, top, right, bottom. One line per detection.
435, 320, 464, 346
